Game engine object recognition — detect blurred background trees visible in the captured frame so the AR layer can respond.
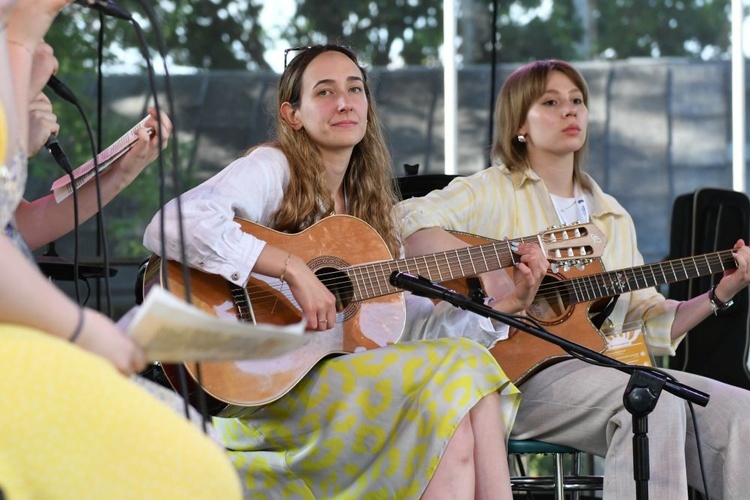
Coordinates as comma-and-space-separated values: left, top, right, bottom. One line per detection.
48, 0, 733, 74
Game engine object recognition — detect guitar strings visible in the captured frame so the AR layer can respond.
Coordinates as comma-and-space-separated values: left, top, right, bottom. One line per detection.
530, 250, 737, 304
232, 224, 598, 310
237, 249, 737, 324
236, 233, 560, 309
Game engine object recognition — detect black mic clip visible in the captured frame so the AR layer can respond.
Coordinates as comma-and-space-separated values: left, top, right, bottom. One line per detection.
45, 134, 74, 175
46, 75, 78, 106
389, 271, 471, 306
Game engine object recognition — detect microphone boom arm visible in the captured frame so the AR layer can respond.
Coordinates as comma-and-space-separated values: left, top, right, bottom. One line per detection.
388, 271, 709, 407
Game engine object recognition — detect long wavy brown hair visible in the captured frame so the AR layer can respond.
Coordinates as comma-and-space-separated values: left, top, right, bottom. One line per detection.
490, 59, 591, 190
249, 44, 401, 257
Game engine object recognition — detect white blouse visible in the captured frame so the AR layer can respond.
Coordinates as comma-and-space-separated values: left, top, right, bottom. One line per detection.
143, 145, 509, 349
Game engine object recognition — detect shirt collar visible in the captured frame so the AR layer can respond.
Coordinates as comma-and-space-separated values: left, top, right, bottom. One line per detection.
497, 163, 625, 220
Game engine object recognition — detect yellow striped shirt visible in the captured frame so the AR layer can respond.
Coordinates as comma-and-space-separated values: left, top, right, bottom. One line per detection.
395, 164, 683, 356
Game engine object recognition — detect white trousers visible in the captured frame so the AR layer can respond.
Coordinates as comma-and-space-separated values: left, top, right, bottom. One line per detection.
510, 359, 750, 499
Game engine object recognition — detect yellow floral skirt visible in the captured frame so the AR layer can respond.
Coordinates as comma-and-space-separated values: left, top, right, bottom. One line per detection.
214, 337, 519, 499
0, 324, 241, 499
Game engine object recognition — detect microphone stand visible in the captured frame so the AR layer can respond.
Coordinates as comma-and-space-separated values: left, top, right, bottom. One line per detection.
389, 272, 709, 500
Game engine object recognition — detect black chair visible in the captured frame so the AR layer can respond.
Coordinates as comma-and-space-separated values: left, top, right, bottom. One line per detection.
396, 173, 459, 200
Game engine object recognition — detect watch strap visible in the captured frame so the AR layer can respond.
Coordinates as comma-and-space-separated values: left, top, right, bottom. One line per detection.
709, 284, 734, 316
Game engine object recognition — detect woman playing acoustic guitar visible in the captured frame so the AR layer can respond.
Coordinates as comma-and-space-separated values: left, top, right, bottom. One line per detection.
396, 59, 750, 498
144, 44, 548, 498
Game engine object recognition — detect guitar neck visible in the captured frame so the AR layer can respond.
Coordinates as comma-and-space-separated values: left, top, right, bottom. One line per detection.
564, 249, 737, 304
349, 237, 533, 301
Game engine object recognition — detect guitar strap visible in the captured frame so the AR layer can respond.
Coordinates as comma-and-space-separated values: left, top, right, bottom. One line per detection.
590, 295, 620, 329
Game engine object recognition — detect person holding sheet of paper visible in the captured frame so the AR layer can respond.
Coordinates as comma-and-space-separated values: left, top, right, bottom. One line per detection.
12, 41, 171, 250
0, 0, 241, 497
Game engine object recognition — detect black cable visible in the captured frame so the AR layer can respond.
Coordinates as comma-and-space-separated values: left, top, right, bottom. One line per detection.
94, 10, 105, 314
130, 2, 190, 301
46, 73, 113, 318
43, 134, 81, 303
487, 0, 499, 168
73, 0, 131, 21
122, 3, 208, 429
133, 0, 212, 431
687, 401, 710, 500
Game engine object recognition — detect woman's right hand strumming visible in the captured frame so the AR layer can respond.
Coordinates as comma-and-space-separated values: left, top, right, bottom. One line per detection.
282, 254, 338, 331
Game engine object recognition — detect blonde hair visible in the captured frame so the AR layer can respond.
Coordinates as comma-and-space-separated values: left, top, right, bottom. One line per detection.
491, 59, 591, 189
258, 44, 400, 257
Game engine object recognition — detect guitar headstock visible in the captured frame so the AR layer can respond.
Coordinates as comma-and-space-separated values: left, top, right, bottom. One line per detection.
537, 222, 606, 272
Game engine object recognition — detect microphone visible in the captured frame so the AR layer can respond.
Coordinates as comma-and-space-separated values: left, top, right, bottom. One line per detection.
45, 135, 74, 175
46, 75, 78, 106
389, 271, 469, 304
74, 0, 132, 21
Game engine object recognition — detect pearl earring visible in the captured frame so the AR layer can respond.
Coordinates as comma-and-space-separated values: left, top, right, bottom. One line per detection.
517, 134, 526, 143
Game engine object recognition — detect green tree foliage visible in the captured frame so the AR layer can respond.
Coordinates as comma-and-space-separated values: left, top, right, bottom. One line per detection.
47, 1, 272, 72
592, 0, 731, 59
287, 0, 444, 66
129, 0, 273, 70
285, 0, 732, 65
45, 0, 735, 72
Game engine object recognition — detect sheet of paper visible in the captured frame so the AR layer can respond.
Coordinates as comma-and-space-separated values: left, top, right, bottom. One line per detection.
124, 286, 309, 363
50, 115, 154, 203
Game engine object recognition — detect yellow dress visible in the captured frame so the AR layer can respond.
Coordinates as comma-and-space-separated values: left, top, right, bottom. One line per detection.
214, 337, 519, 499
0, 324, 242, 499
0, 91, 239, 498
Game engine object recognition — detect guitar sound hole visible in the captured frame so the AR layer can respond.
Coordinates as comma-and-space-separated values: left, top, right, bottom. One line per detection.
315, 266, 354, 312
526, 274, 574, 325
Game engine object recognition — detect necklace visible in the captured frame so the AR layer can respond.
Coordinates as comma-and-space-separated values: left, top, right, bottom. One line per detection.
550, 188, 589, 225
556, 199, 577, 212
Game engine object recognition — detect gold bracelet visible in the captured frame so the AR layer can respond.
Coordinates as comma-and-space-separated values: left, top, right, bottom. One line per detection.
279, 253, 291, 283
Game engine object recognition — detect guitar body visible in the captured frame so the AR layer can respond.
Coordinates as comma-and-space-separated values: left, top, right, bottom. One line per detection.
144, 217, 604, 412
448, 232, 608, 384
490, 260, 609, 385
143, 215, 405, 409
452, 230, 739, 385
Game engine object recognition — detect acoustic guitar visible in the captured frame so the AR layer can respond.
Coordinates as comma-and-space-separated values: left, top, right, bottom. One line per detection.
142, 214, 605, 412
490, 248, 738, 384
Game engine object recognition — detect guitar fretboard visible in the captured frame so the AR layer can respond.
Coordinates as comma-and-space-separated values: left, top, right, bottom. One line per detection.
562, 250, 737, 304
345, 237, 534, 302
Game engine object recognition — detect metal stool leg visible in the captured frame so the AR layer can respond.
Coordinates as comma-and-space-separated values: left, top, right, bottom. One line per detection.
571, 452, 581, 500
554, 452, 565, 499
508, 439, 603, 498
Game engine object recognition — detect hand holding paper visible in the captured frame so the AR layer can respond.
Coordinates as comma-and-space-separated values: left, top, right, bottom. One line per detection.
50, 115, 154, 203
124, 286, 309, 363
